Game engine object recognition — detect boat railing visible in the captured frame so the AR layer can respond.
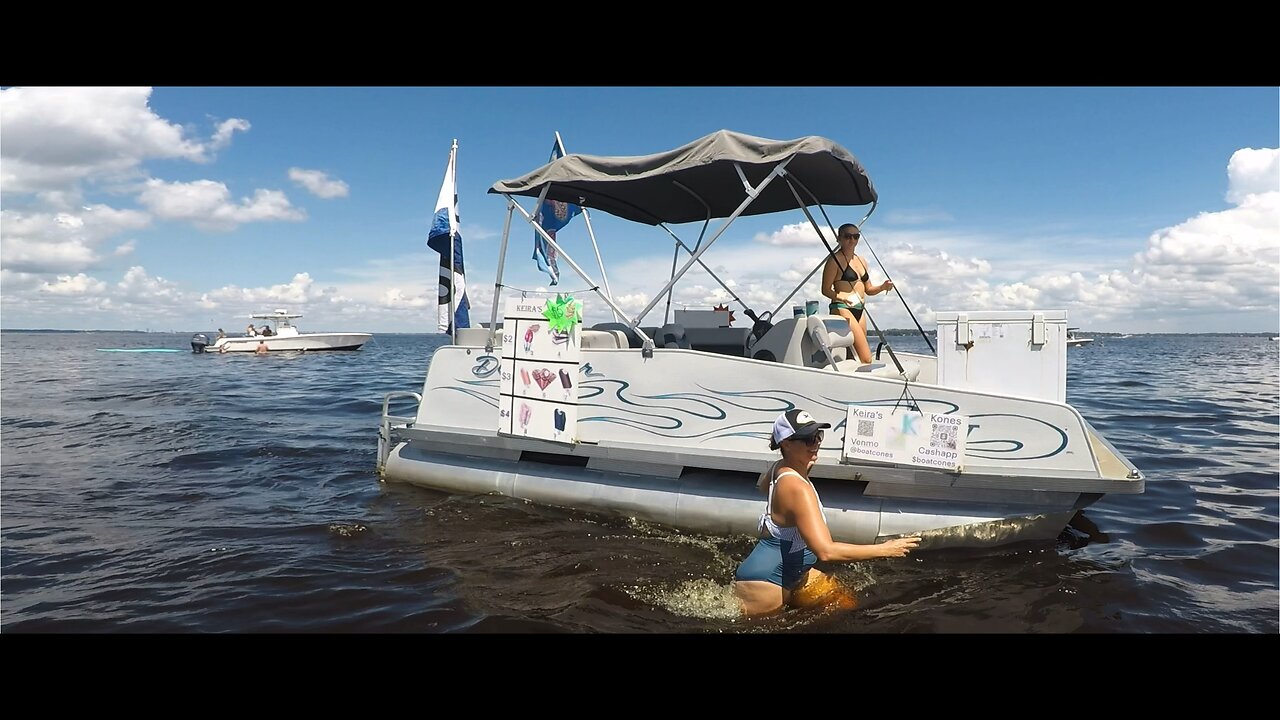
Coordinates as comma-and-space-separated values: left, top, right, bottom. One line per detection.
377, 391, 422, 476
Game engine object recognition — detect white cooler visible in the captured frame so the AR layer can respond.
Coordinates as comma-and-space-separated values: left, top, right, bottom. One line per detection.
934, 310, 1068, 402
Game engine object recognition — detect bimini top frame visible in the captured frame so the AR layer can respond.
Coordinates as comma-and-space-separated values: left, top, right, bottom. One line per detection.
485, 129, 880, 352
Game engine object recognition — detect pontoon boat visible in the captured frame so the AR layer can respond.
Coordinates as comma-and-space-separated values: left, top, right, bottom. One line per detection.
377, 130, 1143, 550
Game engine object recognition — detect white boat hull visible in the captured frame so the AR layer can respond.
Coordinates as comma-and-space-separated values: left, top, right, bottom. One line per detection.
380, 344, 1142, 549
210, 333, 371, 352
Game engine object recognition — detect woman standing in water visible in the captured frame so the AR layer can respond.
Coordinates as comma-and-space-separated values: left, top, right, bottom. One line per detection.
732, 409, 920, 616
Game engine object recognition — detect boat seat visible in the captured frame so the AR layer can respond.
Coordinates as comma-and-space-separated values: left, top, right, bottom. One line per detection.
591, 322, 647, 349
605, 330, 629, 349
455, 327, 495, 347
805, 315, 921, 380
658, 323, 691, 349
749, 316, 807, 364
580, 329, 623, 349
684, 326, 752, 357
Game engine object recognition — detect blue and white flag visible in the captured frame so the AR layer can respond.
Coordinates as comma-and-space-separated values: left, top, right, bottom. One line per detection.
532, 136, 582, 286
426, 141, 470, 334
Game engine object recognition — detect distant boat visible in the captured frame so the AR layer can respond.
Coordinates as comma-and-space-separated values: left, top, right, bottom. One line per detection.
1066, 328, 1095, 347
190, 309, 372, 353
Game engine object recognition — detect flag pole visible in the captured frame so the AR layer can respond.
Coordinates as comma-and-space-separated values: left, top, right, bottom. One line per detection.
556, 131, 618, 322
448, 139, 458, 345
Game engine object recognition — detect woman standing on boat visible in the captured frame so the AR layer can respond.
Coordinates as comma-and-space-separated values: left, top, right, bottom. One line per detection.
821, 224, 893, 364
732, 409, 920, 617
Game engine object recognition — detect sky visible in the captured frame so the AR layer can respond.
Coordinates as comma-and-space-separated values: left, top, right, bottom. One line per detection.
1, 86, 1277, 335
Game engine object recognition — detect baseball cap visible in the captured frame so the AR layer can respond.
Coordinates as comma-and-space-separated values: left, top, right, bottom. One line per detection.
770, 409, 832, 449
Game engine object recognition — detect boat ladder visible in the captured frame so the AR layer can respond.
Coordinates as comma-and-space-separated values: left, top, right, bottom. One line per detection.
377, 391, 422, 477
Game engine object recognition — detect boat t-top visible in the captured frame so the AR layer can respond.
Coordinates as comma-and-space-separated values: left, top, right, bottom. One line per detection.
191, 309, 372, 353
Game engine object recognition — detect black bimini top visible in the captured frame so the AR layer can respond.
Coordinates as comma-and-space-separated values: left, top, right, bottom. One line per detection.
489, 129, 877, 226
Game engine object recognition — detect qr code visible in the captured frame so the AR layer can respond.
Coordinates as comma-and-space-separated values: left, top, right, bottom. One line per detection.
857, 419, 875, 437
930, 424, 957, 450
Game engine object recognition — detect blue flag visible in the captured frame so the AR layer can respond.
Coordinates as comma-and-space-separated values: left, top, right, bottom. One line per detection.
426, 142, 470, 334
532, 138, 582, 286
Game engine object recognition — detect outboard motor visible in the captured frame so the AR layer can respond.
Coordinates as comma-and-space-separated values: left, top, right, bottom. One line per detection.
191, 333, 210, 353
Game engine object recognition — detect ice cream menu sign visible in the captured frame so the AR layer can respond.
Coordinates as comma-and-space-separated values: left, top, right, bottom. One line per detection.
498, 295, 581, 444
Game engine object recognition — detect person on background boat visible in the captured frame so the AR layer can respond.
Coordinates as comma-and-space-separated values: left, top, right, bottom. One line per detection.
246, 323, 257, 337
256, 340, 268, 354
260, 324, 273, 337
217, 328, 226, 339
821, 224, 894, 364
732, 409, 920, 617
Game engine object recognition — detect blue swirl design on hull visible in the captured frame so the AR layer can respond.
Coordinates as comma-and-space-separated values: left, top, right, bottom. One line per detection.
964, 413, 1067, 460
439, 369, 1072, 462
438, 377, 500, 409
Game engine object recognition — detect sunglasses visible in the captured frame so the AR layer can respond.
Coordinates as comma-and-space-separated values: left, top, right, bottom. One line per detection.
791, 432, 824, 447
840, 233, 860, 240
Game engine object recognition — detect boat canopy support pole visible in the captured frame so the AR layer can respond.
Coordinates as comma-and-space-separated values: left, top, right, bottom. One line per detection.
557, 132, 619, 324
506, 196, 638, 332
629, 157, 795, 331
578, 206, 618, 323
658, 223, 759, 319
658, 179, 759, 323
485, 203, 517, 353
662, 240, 680, 326
661, 182, 713, 326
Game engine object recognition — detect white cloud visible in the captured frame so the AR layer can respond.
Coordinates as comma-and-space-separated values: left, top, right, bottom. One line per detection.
116, 266, 184, 302
0, 269, 42, 292
137, 179, 305, 231
41, 273, 108, 295
199, 272, 351, 310
0, 205, 151, 273
1226, 147, 1280, 204
753, 222, 836, 246
379, 287, 433, 309
211, 118, 251, 149
0, 87, 245, 194
289, 168, 349, 199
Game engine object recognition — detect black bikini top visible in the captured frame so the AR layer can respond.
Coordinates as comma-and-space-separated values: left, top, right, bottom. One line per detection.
841, 262, 869, 284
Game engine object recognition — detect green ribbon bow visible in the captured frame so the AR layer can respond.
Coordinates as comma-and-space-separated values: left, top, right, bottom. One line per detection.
542, 294, 581, 334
